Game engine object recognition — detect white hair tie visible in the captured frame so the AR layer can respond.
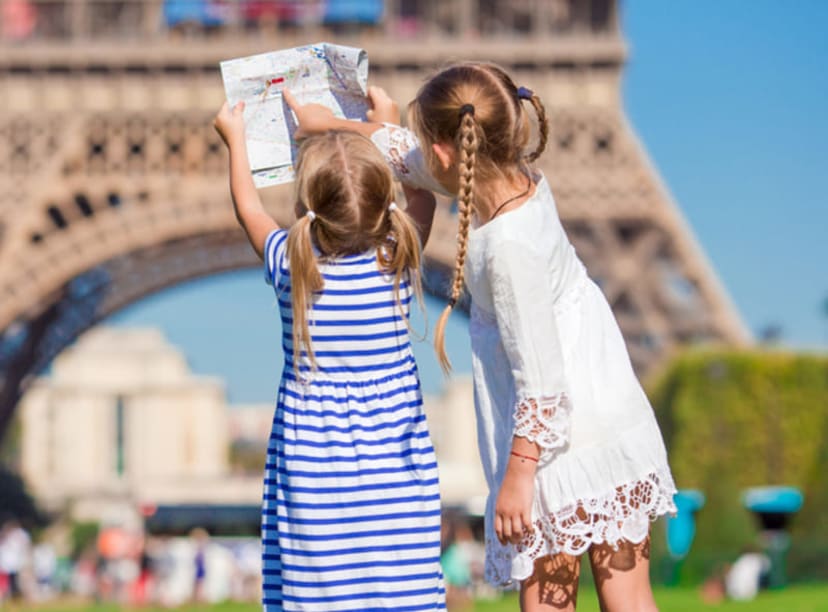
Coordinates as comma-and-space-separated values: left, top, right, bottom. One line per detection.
388, 202, 398, 213
305, 210, 316, 221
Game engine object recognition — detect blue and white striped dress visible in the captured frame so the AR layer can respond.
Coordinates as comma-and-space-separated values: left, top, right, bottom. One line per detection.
261, 228, 446, 611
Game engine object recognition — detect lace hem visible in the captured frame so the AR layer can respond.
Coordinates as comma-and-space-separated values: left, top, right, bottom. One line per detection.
484, 471, 677, 587
512, 393, 571, 453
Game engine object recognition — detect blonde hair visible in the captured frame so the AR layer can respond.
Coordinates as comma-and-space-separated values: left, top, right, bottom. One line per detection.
409, 62, 549, 373
286, 131, 424, 371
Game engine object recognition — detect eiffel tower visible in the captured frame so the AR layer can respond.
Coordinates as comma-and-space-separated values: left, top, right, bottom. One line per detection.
0, 0, 750, 438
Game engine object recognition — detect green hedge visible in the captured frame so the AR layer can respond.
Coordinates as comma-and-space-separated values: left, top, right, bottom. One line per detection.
646, 349, 828, 584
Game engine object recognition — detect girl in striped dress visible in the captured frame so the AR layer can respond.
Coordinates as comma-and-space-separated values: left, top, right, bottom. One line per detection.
214, 101, 445, 611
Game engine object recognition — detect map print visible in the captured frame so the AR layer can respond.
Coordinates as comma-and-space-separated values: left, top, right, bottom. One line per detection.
220, 43, 369, 188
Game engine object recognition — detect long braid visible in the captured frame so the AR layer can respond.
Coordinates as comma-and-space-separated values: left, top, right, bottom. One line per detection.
526, 93, 549, 162
434, 111, 480, 373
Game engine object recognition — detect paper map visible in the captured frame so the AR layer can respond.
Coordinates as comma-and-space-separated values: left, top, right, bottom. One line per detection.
220, 42, 369, 188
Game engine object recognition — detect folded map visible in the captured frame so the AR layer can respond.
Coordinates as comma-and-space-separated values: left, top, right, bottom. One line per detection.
220, 42, 369, 187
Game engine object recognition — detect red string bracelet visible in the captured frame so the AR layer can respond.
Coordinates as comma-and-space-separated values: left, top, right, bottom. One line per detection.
510, 450, 539, 463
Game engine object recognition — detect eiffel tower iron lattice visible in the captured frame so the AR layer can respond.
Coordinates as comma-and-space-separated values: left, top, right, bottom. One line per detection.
0, 0, 750, 439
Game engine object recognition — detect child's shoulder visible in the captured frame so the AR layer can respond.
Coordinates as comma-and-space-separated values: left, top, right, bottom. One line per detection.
264, 228, 290, 287
317, 249, 379, 270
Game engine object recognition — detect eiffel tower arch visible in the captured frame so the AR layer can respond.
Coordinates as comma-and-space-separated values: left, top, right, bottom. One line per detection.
0, 0, 750, 439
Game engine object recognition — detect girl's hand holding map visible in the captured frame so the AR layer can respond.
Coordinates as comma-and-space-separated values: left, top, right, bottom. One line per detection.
284, 86, 399, 140
213, 101, 247, 147
365, 86, 400, 125
282, 89, 336, 139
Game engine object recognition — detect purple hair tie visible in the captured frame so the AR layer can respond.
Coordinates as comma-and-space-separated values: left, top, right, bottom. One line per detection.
517, 86, 534, 100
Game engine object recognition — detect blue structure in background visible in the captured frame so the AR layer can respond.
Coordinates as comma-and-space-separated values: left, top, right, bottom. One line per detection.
163, 1, 227, 28
663, 489, 705, 585
666, 490, 706, 559
162, 1, 383, 29
743, 486, 804, 589
324, 0, 383, 24
743, 486, 803, 522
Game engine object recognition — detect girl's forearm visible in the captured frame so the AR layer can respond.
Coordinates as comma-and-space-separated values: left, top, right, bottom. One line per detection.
324, 117, 385, 138
228, 136, 263, 219
226, 136, 279, 258
511, 435, 541, 461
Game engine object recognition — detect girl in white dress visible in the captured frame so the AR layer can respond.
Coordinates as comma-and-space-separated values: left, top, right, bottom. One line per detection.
287, 63, 677, 612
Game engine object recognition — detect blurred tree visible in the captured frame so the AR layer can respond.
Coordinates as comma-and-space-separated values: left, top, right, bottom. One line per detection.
648, 350, 828, 583
70, 521, 99, 559
229, 439, 267, 475
0, 464, 45, 528
0, 413, 21, 466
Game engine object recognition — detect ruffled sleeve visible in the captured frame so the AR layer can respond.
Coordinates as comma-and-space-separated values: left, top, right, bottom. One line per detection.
487, 240, 572, 457
263, 228, 289, 287
369, 123, 454, 196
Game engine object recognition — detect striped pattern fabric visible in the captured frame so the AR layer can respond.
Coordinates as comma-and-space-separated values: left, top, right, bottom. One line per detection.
261, 229, 445, 611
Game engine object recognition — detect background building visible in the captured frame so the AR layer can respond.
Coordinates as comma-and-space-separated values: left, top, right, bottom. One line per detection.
423, 377, 488, 512
19, 327, 262, 526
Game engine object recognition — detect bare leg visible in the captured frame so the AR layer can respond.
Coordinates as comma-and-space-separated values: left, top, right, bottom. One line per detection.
589, 536, 657, 612
520, 552, 581, 612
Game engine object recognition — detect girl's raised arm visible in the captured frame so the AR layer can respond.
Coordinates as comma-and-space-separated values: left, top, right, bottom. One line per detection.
285, 86, 440, 247
285, 87, 450, 197
283, 88, 385, 139
213, 102, 279, 260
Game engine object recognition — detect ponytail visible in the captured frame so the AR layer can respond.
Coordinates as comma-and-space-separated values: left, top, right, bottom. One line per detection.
286, 211, 324, 372
524, 92, 549, 162
384, 203, 425, 327
434, 109, 481, 373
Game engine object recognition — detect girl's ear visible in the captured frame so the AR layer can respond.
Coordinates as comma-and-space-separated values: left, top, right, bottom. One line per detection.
431, 142, 455, 171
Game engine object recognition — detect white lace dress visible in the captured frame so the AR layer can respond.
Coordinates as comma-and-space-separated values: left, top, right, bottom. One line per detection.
371, 125, 677, 587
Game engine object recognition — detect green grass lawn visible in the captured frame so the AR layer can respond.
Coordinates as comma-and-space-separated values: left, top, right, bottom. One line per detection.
477, 584, 828, 611
13, 584, 828, 612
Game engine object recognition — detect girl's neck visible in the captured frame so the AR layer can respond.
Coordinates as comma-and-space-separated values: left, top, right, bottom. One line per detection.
473, 169, 535, 225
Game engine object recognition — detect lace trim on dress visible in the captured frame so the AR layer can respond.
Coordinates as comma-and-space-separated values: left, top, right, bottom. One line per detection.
370, 124, 452, 196
384, 123, 416, 179
484, 470, 677, 587
370, 123, 417, 181
513, 393, 571, 453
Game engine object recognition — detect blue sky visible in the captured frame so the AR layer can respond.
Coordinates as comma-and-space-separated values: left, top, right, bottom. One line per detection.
622, 1, 827, 346
111, 2, 828, 403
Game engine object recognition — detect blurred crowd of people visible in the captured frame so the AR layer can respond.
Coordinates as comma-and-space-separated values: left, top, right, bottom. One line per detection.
0, 520, 261, 607
0, 521, 35, 602
1, 0, 563, 43
0, 513, 495, 607
439, 512, 495, 609
163, 0, 386, 30
1, 0, 399, 41
0, 514, 496, 607
699, 547, 773, 605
